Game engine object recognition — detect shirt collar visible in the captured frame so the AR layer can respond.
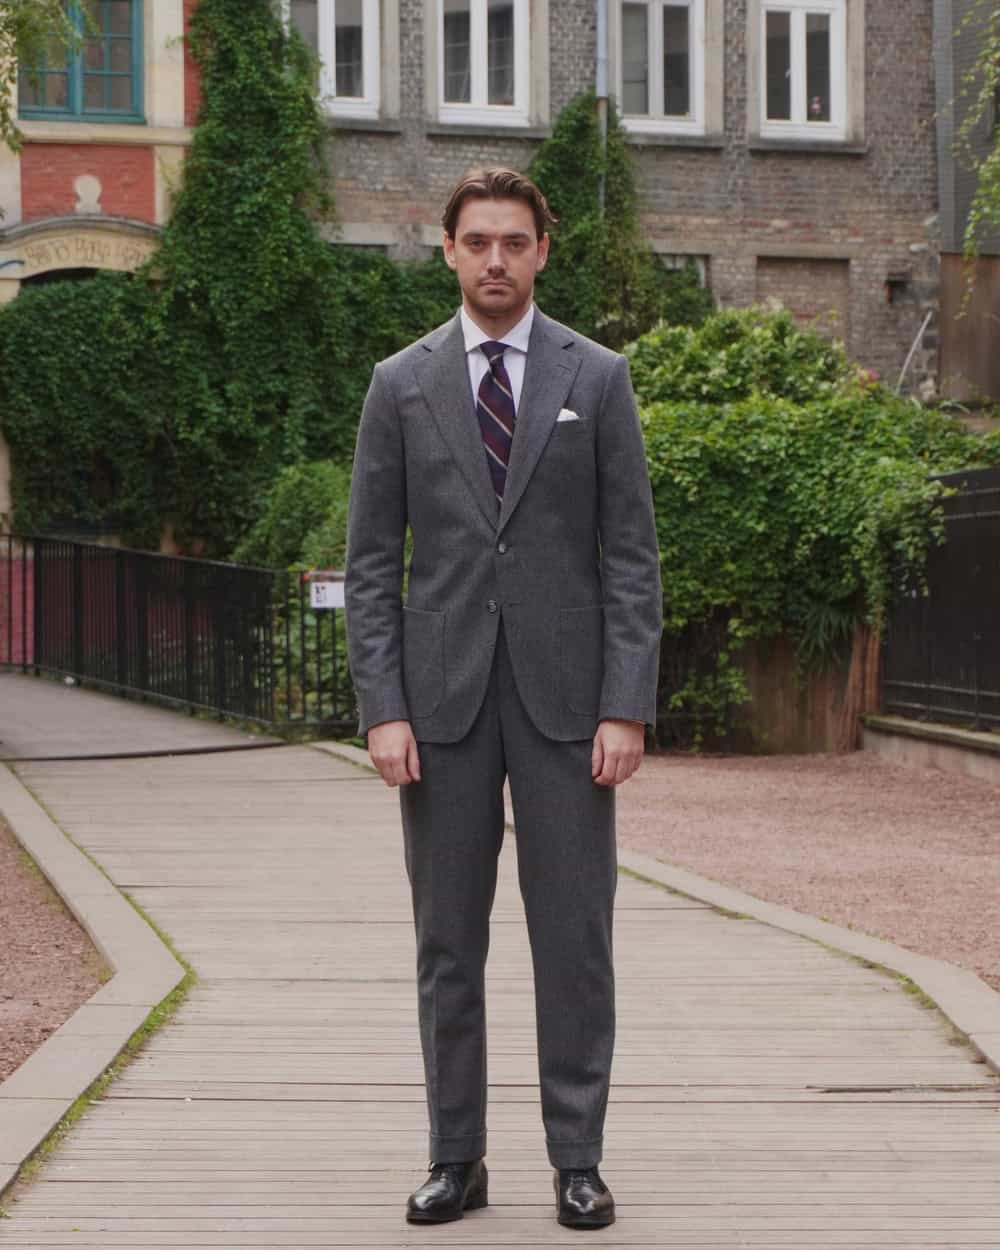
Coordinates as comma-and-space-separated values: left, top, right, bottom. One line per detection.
460, 302, 535, 356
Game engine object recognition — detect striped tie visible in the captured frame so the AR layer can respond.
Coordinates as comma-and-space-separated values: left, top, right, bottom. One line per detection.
476, 340, 516, 507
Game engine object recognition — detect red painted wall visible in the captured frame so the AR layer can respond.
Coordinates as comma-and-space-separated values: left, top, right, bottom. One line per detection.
20, 144, 156, 224
184, 0, 203, 128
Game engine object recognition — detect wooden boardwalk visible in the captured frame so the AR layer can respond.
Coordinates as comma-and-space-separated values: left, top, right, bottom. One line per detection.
2, 740, 1000, 1247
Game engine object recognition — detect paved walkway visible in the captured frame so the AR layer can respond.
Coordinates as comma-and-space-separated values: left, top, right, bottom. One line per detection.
2, 680, 1000, 1245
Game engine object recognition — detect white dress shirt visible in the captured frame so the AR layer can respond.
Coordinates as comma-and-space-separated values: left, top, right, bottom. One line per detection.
460, 302, 535, 414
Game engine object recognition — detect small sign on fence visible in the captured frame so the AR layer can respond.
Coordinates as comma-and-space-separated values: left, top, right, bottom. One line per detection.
306, 569, 346, 611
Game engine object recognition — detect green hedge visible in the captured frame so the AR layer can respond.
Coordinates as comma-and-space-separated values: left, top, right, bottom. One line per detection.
631, 310, 1000, 742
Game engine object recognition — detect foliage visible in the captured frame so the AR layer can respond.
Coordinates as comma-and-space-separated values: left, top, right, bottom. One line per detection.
626, 306, 852, 407
955, 0, 1000, 259
528, 91, 711, 347
631, 309, 1000, 743
231, 460, 351, 568
0, 272, 165, 544
0, 0, 78, 155
0, 0, 457, 550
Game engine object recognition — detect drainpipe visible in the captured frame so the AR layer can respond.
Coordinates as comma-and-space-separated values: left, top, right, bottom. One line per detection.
596, 0, 609, 216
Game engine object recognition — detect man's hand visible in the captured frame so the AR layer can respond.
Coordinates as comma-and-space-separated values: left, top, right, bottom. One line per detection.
367, 720, 422, 787
592, 718, 645, 786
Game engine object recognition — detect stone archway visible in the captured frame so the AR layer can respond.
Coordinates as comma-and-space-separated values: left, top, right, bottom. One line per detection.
0, 217, 160, 526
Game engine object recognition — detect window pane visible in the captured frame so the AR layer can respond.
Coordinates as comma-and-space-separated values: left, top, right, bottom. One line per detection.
84, 38, 105, 71
765, 9, 791, 120
806, 12, 831, 121
487, 0, 514, 106
84, 74, 106, 110
663, 3, 690, 116
443, 0, 471, 103
109, 74, 132, 110
48, 73, 69, 110
109, 39, 131, 73
335, 0, 364, 96
108, 1, 131, 36
622, 3, 648, 115
291, 0, 319, 53
19, 74, 43, 108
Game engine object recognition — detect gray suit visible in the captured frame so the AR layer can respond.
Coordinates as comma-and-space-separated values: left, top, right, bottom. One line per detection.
345, 305, 662, 1168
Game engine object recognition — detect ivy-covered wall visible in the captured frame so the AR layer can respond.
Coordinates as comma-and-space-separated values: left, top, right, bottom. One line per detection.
0, 2, 701, 553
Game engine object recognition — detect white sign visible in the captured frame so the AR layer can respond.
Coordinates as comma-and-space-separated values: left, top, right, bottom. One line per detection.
310, 578, 346, 610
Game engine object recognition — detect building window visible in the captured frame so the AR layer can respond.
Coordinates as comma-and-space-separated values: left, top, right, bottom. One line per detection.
438, 0, 530, 126
617, 0, 706, 134
760, 0, 845, 139
18, 0, 144, 124
289, 0, 381, 119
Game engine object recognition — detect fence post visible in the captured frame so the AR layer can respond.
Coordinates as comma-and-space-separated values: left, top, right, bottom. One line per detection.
183, 561, 196, 707
115, 548, 128, 690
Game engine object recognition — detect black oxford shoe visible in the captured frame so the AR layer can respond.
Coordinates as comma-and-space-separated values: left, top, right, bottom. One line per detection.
405, 1158, 488, 1224
554, 1166, 616, 1229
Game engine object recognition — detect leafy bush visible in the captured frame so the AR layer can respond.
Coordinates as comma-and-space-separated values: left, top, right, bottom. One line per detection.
231, 460, 351, 568
634, 309, 1000, 743
529, 91, 710, 347
626, 306, 851, 407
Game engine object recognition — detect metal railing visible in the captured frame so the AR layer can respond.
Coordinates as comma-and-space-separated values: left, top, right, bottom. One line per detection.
881, 465, 1000, 731
0, 534, 358, 735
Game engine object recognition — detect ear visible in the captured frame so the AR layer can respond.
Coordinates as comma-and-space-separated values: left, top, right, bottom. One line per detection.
443, 231, 458, 271
535, 231, 550, 273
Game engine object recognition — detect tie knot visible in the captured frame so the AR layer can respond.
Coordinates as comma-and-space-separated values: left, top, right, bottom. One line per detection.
480, 340, 510, 368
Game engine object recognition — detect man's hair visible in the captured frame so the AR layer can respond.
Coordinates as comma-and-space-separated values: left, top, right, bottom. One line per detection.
442, 167, 558, 241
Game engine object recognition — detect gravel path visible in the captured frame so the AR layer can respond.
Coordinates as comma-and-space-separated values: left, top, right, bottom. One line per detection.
0, 818, 109, 1083
618, 749, 1000, 994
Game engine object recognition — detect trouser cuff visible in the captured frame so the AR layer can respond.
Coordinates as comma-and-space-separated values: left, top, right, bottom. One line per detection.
547, 1137, 603, 1168
429, 1130, 487, 1163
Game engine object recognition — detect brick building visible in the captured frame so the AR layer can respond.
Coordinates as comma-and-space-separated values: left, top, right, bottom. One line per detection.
0, 0, 990, 520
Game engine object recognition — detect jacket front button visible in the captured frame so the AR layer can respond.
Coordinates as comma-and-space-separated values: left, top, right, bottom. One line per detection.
487, 599, 498, 613
497, 541, 507, 554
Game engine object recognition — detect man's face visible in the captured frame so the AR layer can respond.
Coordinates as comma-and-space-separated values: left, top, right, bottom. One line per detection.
443, 196, 549, 324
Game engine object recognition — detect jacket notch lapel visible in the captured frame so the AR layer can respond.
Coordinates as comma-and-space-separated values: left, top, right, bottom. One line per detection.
497, 313, 581, 534
415, 313, 499, 530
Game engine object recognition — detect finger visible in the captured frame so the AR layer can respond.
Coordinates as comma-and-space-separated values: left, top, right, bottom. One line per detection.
382, 755, 405, 787
407, 738, 421, 783
591, 735, 604, 779
596, 752, 618, 786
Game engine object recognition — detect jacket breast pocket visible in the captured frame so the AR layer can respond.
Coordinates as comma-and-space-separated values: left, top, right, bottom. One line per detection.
402, 604, 445, 719
558, 604, 604, 715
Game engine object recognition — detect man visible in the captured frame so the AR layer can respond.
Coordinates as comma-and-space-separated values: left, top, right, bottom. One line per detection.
344, 167, 662, 1230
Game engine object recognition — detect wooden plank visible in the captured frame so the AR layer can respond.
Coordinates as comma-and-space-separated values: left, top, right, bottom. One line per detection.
1, 743, 998, 1249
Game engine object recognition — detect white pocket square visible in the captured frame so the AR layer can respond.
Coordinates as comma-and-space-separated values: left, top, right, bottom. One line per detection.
556, 408, 581, 422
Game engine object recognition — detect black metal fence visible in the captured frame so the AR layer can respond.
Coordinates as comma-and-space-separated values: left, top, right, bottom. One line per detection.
881, 466, 1000, 730
0, 534, 358, 734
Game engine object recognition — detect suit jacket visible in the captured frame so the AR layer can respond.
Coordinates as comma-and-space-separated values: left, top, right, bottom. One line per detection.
344, 305, 663, 743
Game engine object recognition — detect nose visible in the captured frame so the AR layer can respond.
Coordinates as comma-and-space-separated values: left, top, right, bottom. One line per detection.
486, 243, 505, 273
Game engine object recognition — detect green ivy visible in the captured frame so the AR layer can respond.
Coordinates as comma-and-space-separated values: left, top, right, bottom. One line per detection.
529, 91, 712, 347
632, 310, 1000, 744
0, 0, 457, 551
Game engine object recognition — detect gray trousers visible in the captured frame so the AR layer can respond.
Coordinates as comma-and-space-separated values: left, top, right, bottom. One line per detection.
399, 612, 618, 1169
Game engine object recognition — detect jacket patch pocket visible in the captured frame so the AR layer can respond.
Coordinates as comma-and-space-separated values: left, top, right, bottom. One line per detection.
402, 604, 445, 719
559, 604, 604, 715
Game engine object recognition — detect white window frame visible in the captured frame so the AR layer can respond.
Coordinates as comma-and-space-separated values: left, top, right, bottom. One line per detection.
437, 0, 530, 128
760, 0, 846, 140
616, 0, 707, 136
282, 0, 382, 121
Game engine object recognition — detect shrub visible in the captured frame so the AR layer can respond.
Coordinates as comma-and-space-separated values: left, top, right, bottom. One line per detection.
634, 309, 1000, 743
231, 460, 351, 569
529, 91, 710, 347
